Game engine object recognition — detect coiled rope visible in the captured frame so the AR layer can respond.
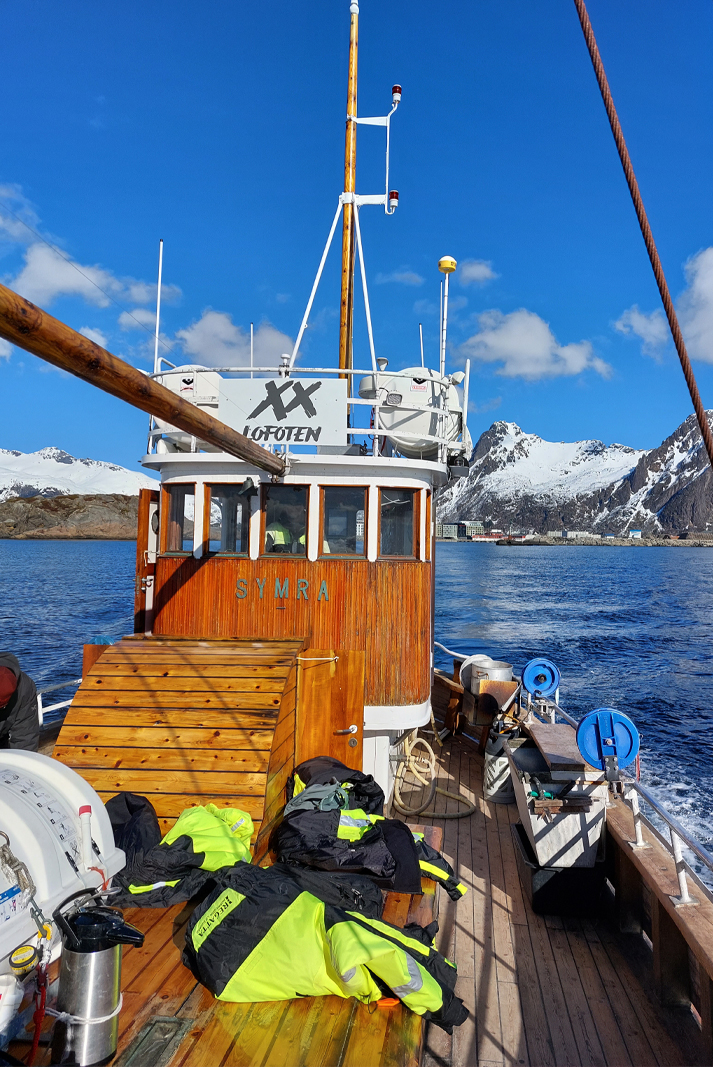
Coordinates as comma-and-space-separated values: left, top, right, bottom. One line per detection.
391, 731, 476, 820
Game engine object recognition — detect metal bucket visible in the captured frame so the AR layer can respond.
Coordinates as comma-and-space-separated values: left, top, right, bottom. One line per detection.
484, 728, 516, 804
460, 655, 513, 695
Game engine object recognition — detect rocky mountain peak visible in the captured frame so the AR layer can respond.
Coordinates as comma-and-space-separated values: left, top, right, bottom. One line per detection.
439, 413, 713, 535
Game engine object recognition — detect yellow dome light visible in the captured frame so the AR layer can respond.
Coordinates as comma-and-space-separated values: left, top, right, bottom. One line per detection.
438, 256, 457, 274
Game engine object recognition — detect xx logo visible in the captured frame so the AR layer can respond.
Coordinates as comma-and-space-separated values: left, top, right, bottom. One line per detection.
247, 380, 321, 422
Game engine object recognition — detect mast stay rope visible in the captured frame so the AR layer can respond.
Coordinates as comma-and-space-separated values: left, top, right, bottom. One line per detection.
573, 0, 713, 472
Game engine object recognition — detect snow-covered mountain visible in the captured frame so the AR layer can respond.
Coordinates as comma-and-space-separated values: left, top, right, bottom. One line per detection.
438, 415, 713, 535
0, 447, 157, 503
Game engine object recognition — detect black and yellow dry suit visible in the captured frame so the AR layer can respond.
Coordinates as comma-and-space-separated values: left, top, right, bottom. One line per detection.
288, 755, 385, 815
111, 804, 254, 907
411, 832, 468, 902
183, 863, 467, 1033
274, 766, 468, 901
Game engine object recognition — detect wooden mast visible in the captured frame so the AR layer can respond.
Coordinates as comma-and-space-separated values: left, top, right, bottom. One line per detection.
338, 0, 359, 372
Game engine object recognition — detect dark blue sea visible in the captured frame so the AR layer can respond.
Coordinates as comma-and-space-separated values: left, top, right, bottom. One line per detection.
435, 541, 713, 873
1, 539, 712, 874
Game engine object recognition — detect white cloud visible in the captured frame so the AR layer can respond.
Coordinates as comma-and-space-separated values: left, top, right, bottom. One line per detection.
375, 269, 424, 287
175, 310, 293, 368
470, 396, 502, 414
119, 307, 157, 331
9, 243, 182, 313
79, 326, 108, 347
11, 244, 121, 307
413, 299, 437, 316
459, 259, 498, 286
678, 247, 713, 363
613, 304, 668, 356
459, 308, 612, 381
0, 185, 40, 246
0, 339, 11, 361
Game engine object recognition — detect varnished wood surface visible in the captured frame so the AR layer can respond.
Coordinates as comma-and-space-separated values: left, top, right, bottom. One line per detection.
395, 737, 686, 1067
14, 827, 441, 1067
151, 556, 432, 706
54, 637, 303, 836
14, 733, 692, 1066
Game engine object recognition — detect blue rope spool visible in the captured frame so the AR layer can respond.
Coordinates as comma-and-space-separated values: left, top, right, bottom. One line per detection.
576, 708, 640, 772
521, 658, 561, 698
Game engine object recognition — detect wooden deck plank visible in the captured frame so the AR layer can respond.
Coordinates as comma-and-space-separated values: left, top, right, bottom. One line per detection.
224, 1001, 292, 1066
69, 690, 283, 709
593, 921, 687, 1067
96, 792, 265, 819
563, 918, 632, 1067
78, 767, 267, 794
80, 675, 289, 692
183, 1003, 253, 1067
87, 662, 294, 677
544, 920, 607, 1066
53, 746, 271, 772
579, 921, 660, 1067
497, 978, 529, 1067
62, 708, 279, 728
519, 903, 580, 1067
56, 726, 277, 749
471, 804, 504, 1063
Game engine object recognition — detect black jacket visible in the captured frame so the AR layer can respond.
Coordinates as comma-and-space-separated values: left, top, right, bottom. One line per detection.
0, 652, 38, 751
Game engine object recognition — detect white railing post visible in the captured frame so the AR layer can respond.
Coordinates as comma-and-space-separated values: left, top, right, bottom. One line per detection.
670, 828, 694, 904
627, 786, 651, 850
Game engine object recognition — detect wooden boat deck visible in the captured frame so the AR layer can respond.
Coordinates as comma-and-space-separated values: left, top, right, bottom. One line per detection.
406, 735, 687, 1067
13, 731, 692, 1066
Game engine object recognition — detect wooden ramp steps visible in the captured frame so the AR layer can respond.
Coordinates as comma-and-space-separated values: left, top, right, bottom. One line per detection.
54, 636, 303, 837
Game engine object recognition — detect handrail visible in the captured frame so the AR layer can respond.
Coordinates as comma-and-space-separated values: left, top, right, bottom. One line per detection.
436, 656, 713, 886
150, 365, 455, 384
37, 678, 81, 696
531, 696, 713, 883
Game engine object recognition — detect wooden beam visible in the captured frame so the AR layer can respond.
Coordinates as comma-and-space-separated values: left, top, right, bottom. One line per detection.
0, 282, 285, 475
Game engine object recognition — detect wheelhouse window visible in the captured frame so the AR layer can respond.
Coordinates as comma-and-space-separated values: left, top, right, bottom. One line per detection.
321, 487, 366, 556
380, 488, 416, 557
206, 484, 251, 554
262, 485, 308, 555
164, 485, 194, 553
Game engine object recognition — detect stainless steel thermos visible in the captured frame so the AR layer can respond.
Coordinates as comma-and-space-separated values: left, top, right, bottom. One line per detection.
51, 891, 144, 1066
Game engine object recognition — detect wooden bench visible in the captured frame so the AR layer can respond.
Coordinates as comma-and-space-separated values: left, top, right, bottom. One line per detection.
111, 824, 442, 1067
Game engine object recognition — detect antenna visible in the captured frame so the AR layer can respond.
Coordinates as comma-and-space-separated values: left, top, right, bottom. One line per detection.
439, 282, 443, 373
250, 322, 254, 379
438, 256, 457, 379
153, 239, 163, 374
419, 322, 425, 368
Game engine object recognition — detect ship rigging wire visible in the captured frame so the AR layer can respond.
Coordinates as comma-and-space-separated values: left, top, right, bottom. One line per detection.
573, 0, 713, 471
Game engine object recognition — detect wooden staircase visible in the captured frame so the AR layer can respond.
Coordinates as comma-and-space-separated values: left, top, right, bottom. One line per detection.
54, 636, 303, 840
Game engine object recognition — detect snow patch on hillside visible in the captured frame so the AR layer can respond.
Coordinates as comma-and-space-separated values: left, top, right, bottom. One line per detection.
0, 447, 158, 503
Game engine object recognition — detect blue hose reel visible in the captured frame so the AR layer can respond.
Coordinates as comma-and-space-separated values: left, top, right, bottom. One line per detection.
576, 708, 640, 781
522, 658, 561, 699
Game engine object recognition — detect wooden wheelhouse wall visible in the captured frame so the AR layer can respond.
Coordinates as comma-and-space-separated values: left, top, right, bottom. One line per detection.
135, 481, 434, 709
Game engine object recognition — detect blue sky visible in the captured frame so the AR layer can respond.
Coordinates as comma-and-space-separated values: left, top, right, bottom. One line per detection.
1, 0, 713, 472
